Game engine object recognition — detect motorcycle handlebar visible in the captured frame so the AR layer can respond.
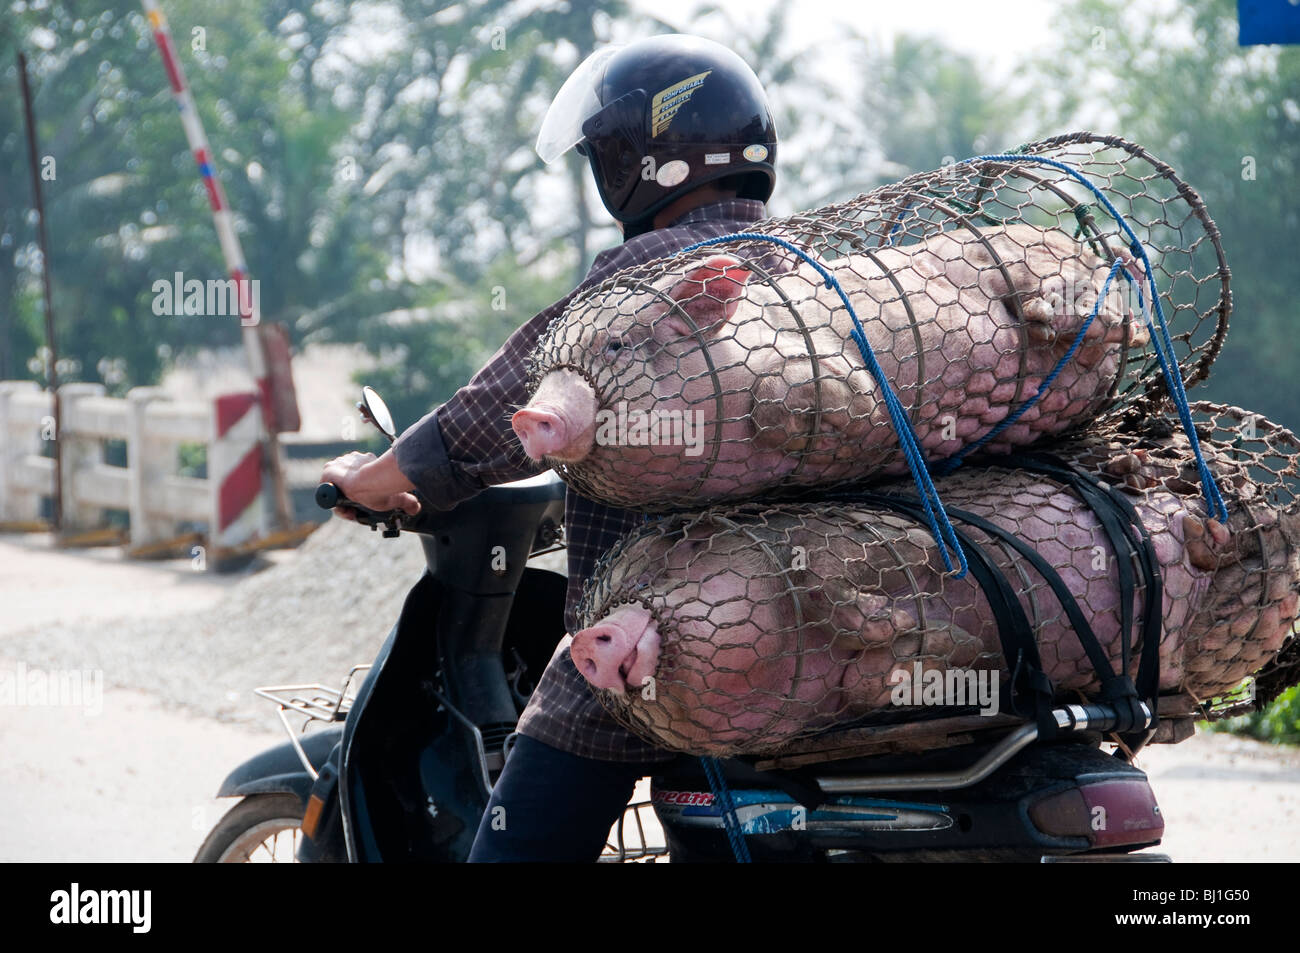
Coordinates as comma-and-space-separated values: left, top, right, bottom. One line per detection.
315, 482, 405, 532
315, 482, 343, 509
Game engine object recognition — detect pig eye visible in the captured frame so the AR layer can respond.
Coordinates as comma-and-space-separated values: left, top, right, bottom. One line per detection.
603, 337, 627, 361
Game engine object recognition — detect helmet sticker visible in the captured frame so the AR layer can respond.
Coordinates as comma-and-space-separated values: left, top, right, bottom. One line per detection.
704, 153, 731, 165
651, 70, 713, 137
742, 143, 769, 162
655, 159, 690, 187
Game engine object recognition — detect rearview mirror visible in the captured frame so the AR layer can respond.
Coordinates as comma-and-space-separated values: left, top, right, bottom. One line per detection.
358, 386, 396, 443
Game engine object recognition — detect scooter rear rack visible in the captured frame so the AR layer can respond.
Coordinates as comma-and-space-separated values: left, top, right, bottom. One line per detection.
254, 665, 372, 780
601, 801, 671, 863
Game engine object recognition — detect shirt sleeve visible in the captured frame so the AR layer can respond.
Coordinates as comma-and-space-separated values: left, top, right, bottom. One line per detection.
391, 244, 636, 510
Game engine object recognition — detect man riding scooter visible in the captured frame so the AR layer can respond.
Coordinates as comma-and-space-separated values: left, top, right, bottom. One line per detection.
320, 33, 781, 861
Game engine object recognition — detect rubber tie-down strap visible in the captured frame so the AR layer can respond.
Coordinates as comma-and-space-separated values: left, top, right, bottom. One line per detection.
1003, 452, 1164, 744
858, 492, 1057, 736
859, 453, 1163, 740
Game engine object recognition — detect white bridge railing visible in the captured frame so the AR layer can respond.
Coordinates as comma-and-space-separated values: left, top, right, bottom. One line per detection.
0, 380, 267, 552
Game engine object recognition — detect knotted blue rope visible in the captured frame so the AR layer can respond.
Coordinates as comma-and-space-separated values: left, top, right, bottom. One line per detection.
682, 232, 969, 576
700, 756, 751, 863
919, 153, 1227, 521
680, 150, 1228, 570
1116, 262, 1228, 521
936, 255, 1126, 473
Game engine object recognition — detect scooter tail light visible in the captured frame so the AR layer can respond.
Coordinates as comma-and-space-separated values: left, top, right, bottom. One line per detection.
1028, 788, 1090, 838
1079, 778, 1164, 848
1029, 779, 1164, 848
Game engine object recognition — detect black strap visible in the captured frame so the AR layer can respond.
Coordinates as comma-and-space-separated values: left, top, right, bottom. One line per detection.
848, 452, 1163, 743
856, 493, 1058, 735
1004, 453, 1164, 744
940, 508, 1129, 706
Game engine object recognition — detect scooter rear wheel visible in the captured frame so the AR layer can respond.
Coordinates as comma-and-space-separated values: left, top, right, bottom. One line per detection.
194, 794, 305, 863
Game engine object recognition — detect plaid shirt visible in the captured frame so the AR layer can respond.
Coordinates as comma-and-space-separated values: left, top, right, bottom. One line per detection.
392, 199, 768, 762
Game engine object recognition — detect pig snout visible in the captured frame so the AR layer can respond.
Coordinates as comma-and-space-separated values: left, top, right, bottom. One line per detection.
571, 605, 661, 694
512, 406, 571, 458
512, 370, 598, 463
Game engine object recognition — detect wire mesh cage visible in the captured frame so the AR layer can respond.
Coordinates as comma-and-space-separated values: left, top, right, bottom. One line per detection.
522, 132, 1231, 511
570, 404, 1299, 757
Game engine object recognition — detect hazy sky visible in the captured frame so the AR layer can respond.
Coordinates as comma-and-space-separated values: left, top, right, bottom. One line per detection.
630, 0, 1061, 81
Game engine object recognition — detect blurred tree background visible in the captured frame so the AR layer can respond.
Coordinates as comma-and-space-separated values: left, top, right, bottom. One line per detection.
3, 0, 1296, 742
1, 0, 1296, 434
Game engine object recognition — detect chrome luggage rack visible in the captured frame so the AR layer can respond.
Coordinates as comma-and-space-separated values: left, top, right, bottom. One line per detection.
253, 664, 372, 780
600, 800, 669, 863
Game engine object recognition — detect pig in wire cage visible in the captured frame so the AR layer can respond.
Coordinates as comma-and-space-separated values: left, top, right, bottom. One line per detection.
520, 132, 1232, 516
569, 404, 1300, 758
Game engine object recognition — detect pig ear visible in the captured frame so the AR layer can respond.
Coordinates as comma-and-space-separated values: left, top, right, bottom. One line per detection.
657, 255, 752, 339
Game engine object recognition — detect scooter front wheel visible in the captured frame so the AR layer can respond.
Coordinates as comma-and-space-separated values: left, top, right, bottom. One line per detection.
194, 794, 305, 863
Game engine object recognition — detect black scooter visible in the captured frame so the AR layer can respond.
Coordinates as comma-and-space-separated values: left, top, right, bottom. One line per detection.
195, 389, 1173, 863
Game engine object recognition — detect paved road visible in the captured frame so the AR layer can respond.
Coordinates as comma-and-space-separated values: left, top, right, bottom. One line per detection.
2, 532, 1298, 862
0, 678, 283, 862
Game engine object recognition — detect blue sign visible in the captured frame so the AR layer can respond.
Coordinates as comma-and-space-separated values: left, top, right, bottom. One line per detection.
1239, 0, 1300, 45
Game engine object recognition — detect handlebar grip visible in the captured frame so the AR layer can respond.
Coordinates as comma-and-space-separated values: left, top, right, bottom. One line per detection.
316, 482, 343, 510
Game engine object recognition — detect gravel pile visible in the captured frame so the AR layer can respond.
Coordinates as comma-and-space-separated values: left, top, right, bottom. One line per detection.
6, 518, 429, 726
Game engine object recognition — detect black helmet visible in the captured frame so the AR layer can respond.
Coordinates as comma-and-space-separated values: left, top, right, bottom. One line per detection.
536, 34, 777, 237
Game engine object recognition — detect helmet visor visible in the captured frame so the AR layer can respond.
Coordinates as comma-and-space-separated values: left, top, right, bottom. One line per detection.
535, 45, 623, 164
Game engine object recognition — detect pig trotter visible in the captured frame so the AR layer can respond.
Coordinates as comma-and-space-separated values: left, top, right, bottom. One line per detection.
1022, 295, 1060, 346
1183, 513, 1231, 572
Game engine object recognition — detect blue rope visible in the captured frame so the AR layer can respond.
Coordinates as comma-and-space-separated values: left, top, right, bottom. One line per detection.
700, 756, 752, 863
682, 232, 969, 576
678, 150, 1228, 569
885, 200, 915, 245
945, 153, 1228, 522
1117, 265, 1228, 521
936, 256, 1125, 473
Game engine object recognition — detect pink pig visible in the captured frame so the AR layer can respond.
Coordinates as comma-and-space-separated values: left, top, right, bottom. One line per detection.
513, 224, 1148, 509
568, 425, 1300, 755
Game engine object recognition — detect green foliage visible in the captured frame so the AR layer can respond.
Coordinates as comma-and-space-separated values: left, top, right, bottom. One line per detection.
176, 440, 206, 479
2, 0, 1296, 444
861, 34, 1028, 185
1029, 0, 1300, 433
0, 0, 640, 397
1, 0, 409, 386
1207, 684, 1300, 746
356, 246, 573, 430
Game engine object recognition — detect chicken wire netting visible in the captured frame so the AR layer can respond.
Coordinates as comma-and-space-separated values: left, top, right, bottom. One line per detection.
572, 404, 1299, 757
526, 132, 1230, 511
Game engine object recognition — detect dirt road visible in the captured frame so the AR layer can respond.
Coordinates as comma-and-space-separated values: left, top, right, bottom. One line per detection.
2, 531, 1298, 862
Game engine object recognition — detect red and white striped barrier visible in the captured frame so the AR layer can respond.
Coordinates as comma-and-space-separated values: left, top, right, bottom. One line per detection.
1, 382, 281, 551
140, 0, 261, 342
210, 392, 266, 548
140, 0, 300, 529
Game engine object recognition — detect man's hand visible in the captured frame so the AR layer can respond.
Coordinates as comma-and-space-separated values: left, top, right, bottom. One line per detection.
320, 450, 421, 522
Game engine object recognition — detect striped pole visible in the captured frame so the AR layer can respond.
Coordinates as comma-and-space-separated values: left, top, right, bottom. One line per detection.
141, 0, 292, 530
211, 391, 265, 551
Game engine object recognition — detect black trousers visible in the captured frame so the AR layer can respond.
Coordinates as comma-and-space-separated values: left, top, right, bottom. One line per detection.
467, 734, 653, 862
